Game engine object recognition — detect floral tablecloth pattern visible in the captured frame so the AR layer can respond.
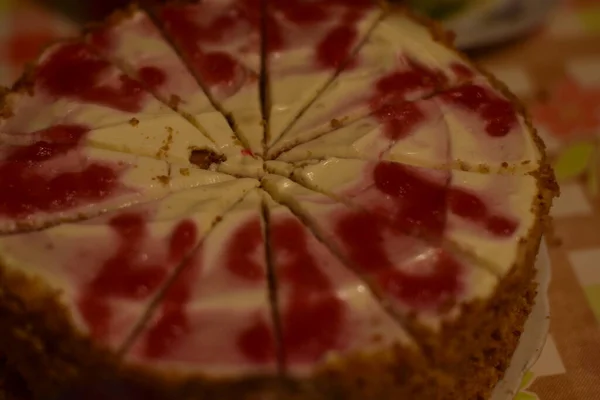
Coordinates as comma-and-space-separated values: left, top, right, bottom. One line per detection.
0, 0, 599, 399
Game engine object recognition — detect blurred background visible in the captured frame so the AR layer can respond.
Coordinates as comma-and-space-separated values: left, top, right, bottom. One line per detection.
0, 0, 599, 399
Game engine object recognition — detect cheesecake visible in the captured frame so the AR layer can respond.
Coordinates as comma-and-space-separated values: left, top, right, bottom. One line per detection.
0, 1, 556, 400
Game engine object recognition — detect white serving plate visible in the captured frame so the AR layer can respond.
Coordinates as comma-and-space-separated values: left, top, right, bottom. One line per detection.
446, 0, 559, 50
490, 239, 552, 400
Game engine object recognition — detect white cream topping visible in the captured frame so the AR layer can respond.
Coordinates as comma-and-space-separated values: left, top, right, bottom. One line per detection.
125, 189, 277, 375
219, 84, 264, 156
194, 108, 264, 178
440, 80, 542, 173
278, 98, 449, 168
264, 160, 295, 177
155, 1, 264, 155
448, 171, 538, 276
168, 0, 261, 73
0, 145, 238, 232
267, 12, 475, 158
87, 113, 219, 164
88, 10, 264, 162
89, 9, 215, 117
277, 115, 391, 163
266, 197, 414, 375
266, 6, 381, 146
0, 179, 257, 349
261, 174, 498, 331
286, 158, 538, 277
0, 4, 545, 379
0, 43, 233, 167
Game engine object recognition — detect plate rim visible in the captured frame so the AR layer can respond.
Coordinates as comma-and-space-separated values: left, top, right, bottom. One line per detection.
490, 239, 552, 400
447, 0, 559, 50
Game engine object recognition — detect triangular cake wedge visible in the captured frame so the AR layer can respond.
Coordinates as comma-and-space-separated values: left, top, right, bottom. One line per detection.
282, 158, 545, 276
0, 41, 236, 169
277, 79, 542, 174
267, 10, 477, 158
86, 5, 216, 126
85, 5, 262, 176
277, 97, 449, 167
0, 178, 257, 353
151, 0, 264, 155
0, 135, 238, 232
263, 194, 443, 398
264, 0, 382, 146
261, 175, 539, 393
124, 189, 277, 379
262, 174, 498, 330
436, 79, 543, 173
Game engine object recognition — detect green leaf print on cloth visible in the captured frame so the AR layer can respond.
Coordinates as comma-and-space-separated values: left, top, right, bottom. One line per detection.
553, 142, 595, 181
514, 371, 539, 400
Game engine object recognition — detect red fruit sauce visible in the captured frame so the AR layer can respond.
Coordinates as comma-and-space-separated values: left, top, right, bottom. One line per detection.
37, 42, 148, 113
142, 216, 276, 363
158, 2, 257, 88
443, 83, 518, 137
358, 161, 518, 238
335, 210, 462, 310
0, 125, 123, 219
271, 215, 343, 365
79, 213, 197, 341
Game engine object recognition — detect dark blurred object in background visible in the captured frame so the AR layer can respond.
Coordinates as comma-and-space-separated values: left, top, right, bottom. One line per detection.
390, 0, 483, 20
389, 0, 558, 50
0, 355, 32, 400
34, 0, 132, 23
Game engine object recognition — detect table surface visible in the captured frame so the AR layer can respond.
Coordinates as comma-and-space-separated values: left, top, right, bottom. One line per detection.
0, 0, 599, 399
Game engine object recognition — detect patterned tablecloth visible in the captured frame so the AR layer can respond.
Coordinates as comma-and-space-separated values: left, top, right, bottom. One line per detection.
0, 0, 599, 399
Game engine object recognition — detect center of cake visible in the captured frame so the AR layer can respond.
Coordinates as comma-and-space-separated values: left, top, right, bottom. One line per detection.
0, 1, 555, 400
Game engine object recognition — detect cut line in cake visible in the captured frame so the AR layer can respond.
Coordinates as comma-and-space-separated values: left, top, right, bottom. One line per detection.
266, 10, 478, 160
260, 174, 531, 392
0, 179, 256, 352
122, 189, 280, 377
275, 78, 544, 174
263, 0, 383, 148
266, 158, 546, 277
0, 140, 241, 233
84, 3, 264, 173
146, 0, 265, 156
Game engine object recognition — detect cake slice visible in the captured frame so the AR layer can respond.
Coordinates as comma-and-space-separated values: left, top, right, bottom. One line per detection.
0, 41, 239, 169
264, 0, 381, 146
262, 174, 498, 329
85, 5, 262, 176
263, 194, 445, 398
151, 0, 264, 155
278, 158, 544, 276
0, 179, 256, 391
277, 97, 448, 167
0, 131, 240, 232
261, 174, 540, 396
437, 79, 543, 173
124, 189, 277, 381
266, 10, 477, 158
277, 78, 542, 174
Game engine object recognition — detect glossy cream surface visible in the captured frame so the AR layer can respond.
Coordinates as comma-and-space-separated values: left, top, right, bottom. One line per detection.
0, 179, 257, 349
0, 3, 545, 383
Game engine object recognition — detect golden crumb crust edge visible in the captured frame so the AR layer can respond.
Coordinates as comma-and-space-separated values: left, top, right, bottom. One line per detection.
0, 261, 120, 399
0, 259, 288, 400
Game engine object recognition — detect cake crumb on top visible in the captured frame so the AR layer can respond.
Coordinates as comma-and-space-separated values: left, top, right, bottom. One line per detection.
154, 175, 170, 186
189, 149, 226, 169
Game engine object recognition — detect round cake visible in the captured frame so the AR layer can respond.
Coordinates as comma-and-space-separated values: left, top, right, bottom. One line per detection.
0, 1, 557, 399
